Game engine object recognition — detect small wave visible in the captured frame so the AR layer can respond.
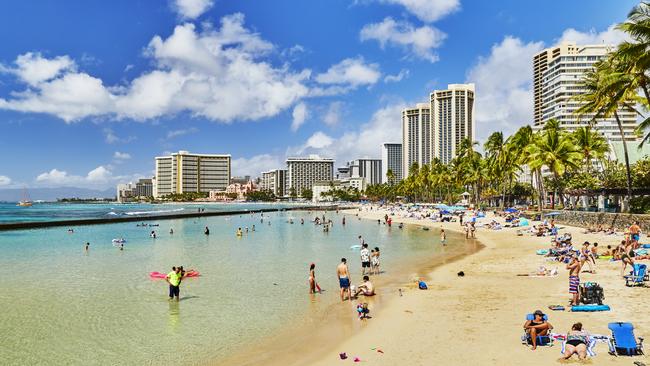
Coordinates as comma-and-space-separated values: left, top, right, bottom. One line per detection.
106, 211, 120, 216
124, 208, 185, 216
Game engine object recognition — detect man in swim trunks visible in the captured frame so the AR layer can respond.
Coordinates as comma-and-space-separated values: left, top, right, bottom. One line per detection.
337, 258, 351, 301
353, 276, 375, 298
166, 266, 181, 301
567, 256, 581, 306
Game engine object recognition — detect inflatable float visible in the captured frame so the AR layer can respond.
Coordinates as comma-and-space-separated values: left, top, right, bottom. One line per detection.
149, 271, 200, 279
112, 238, 126, 244
642, 244, 650, 249
571, 304, 610, 312
350, 245, 362, 250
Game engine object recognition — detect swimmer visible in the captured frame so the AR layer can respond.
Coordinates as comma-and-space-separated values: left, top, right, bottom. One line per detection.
84, 242, 90, 251
204, 226, 210, 235
337, 258, 352, 301
170, 228, 174, 234
236, 228, 243, 236
252, 225, 256, 232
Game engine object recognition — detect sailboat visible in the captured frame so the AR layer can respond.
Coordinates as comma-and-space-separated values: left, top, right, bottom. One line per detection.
17, 187, 32, 207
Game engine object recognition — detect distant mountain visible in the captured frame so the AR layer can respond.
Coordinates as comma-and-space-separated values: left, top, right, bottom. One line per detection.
0, 187, 116, 202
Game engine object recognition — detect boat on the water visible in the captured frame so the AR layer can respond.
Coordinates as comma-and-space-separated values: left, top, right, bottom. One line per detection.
17, 187, 32, 207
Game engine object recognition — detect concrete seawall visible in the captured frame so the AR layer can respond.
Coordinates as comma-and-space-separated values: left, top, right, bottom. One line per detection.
0, 205, 346, 232
542, 209, 650, 232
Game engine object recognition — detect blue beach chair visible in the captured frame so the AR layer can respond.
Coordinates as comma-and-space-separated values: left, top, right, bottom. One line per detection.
608, 322, 644, 356
522, 314, 553, 347
624, 264, 648, 287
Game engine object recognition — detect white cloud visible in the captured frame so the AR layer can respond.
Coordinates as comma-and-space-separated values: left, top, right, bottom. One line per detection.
290, 103, 405, 162
384, 68, 410, 83
291, 102, 308, 131
166, 127, 198, 139
173, 0, 213, 19
0, 52, 76, 86
231, 154, 283, 177
113, 151, 131, 160
0, 175, 11, 186
35, 166, 143, 189
360, 17, 446, 62
466, 36, 544, 142
557, 24, 628, 46
315, 57, 381, 87
323, 101, 343, 126
0, 14, 310, 124
104, 128, 135, 144
378, 0, 460, 23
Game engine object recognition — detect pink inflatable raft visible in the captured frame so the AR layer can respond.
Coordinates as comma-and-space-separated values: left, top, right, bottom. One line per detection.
149, 271, 200, 279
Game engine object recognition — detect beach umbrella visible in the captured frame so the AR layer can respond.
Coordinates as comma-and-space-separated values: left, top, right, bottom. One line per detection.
545, 212, 561, 217
440, 210, 451, 215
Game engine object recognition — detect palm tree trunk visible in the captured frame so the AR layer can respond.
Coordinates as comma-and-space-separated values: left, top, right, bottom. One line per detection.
614, 111, 633, 209
641, 82, 650, 108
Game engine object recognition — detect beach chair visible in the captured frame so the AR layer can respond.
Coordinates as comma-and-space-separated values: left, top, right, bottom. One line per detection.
624, 264, 648, 287
608, 322, 644, 356
522, 314, 553, 347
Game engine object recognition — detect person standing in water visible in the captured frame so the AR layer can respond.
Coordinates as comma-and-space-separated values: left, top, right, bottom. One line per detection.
169, 228, 174, 235
440, 229, 447, 246
337, 258, 351, 301
360, 244, 371, 276
84, 242, 90, 251
204, 226, 210, 235
166, 267, 181, 301
342, 217, 346, 225
309, 263, 321, 294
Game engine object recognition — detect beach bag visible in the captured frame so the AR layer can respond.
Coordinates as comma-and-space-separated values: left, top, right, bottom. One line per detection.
418, 281, 428, 290
580, 282, 604, 305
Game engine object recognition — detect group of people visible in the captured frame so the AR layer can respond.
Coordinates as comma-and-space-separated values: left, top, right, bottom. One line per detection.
524, 311, 590, 360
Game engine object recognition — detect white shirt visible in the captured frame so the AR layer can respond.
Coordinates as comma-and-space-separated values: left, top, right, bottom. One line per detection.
360, 248, 370, 262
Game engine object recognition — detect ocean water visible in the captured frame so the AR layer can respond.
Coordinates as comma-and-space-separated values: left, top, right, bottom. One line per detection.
0, 210, 472, 365
0, 202, 297, 223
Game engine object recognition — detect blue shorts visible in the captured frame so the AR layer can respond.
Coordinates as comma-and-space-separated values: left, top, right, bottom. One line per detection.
339, 277, 350, 289
632, 233, 640, 242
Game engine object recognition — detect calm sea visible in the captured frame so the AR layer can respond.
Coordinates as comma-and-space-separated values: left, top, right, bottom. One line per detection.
0, 207, 472, 365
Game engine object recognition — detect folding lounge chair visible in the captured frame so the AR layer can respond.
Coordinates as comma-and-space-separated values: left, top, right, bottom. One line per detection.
608, 322, 644, 356
624, 264, 648, 287
522, 314, 553, 346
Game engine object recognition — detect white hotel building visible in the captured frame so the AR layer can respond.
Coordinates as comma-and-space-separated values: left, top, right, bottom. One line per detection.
153, 150, 231, 198
260, 169, 287, 197
286, 155, 334, 196
381, 143, 402, 184
402, 83, 475, 174
533, 42, 637, 141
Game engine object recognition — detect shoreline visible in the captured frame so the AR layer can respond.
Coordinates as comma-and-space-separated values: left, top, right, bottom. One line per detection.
210, 209, 483, 366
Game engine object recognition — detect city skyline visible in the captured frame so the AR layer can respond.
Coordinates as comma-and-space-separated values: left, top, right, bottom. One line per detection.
0, 0, 637, 190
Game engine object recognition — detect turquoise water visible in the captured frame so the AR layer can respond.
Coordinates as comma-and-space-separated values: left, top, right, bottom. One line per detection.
0, 202, 297, 223
0, 210, 470, 365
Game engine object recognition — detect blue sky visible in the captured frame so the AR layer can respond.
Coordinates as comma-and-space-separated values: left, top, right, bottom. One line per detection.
0, 0, 640, 189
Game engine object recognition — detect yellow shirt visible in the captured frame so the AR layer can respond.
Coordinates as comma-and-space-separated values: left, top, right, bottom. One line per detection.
167, 271, 181, 286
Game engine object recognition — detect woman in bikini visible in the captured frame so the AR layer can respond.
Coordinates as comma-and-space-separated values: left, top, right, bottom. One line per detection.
563, 322, 589, 360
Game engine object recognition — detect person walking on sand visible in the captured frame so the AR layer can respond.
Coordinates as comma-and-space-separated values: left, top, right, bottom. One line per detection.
360, 243, 371, 276
337, 258, 351, 301
567, 256, 581, 306
470, 222, 476, 238
440, 229, 447, 246
166, 266, 182, 301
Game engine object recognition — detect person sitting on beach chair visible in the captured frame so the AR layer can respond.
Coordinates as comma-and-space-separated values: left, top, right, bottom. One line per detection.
523, 310, 553, 350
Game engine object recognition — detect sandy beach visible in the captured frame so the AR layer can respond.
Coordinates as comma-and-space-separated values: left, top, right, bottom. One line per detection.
278, 207, 650, 366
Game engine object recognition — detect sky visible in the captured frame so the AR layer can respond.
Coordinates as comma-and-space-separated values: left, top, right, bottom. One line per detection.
0, 0, 640, 190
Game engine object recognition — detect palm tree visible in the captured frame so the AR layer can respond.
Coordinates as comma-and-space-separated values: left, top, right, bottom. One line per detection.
575, 59, 637, 204
386, 169, 395, 186
484, 131, 506, 207
527, 128, 581, 208
572, 126, 610, 173
615, 2, 650, 146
